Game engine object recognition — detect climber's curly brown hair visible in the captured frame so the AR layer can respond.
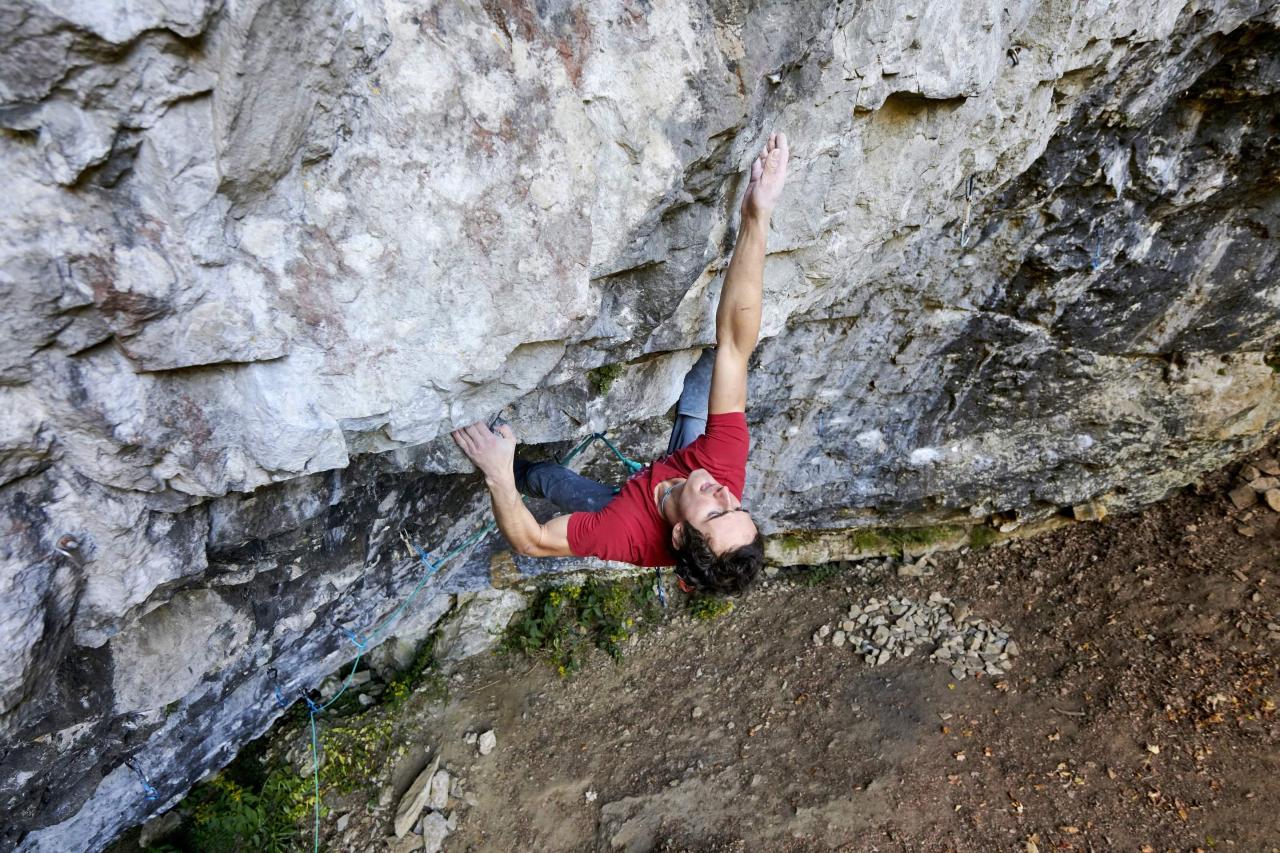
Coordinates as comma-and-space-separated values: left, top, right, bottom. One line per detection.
672, 525, 765, 595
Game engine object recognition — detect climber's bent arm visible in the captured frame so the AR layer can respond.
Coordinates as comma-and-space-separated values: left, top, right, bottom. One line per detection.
451, 421, 573, 559
485, 474, 574, 558
709, 212, 767, 414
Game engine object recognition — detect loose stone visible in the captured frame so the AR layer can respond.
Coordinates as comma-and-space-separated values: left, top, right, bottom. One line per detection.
1265, 489, 1280, 513
1229, 485, 1258, 509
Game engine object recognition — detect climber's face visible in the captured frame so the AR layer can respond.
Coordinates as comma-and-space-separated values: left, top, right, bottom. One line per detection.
677, 468, 757, 554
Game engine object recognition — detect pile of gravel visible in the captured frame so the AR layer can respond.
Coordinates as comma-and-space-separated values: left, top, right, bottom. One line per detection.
812, 591, 1019, 680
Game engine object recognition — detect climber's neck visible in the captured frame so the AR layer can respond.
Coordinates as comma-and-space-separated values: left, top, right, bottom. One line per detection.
654, 478, 685, 525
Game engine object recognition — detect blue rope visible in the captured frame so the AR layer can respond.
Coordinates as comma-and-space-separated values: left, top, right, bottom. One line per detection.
125, 759, 160, 802
559, 431, 644, 473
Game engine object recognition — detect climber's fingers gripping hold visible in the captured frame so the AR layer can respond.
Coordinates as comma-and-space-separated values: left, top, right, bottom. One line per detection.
451, 420, 517, 482
741, 129, 789, 221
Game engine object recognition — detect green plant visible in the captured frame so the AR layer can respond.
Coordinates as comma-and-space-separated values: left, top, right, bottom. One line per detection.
588, 362, 625, 396
801, 562, 846, 587
319, 714, 395, 794
170, 767, 311, 853
687, 595, 735, 620
503, 577, 660, 676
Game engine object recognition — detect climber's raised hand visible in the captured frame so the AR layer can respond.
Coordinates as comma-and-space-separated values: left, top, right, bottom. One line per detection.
741, 130, 789, 222
451, 421, 517, 484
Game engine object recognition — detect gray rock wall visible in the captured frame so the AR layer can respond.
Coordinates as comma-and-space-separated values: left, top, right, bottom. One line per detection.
2, 0, 1278, 849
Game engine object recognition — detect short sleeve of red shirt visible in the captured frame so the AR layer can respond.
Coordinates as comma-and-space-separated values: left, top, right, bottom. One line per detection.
565, 500, 644, 564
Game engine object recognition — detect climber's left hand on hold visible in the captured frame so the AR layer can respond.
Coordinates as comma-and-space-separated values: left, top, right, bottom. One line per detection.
451, 420, 517, 483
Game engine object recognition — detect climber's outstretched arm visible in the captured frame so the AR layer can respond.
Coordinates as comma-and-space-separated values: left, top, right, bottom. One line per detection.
709, 131, 788, 416
708, 215, 765, 415
451, 422, 573, 558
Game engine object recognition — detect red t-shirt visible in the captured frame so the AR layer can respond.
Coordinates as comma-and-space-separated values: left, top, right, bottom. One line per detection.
567, 412, 750, 567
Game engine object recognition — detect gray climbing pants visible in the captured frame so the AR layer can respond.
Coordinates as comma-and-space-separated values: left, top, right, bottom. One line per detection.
514, 348, 715, 513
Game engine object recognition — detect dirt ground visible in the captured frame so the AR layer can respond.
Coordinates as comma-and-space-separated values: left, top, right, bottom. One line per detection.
330, 445, 1280, 853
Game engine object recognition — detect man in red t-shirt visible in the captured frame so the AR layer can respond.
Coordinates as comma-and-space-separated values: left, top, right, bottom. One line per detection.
452, 131, 789, 594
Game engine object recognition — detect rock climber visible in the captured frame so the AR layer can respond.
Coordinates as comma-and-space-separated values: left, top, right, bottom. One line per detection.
451, 131, 790, 594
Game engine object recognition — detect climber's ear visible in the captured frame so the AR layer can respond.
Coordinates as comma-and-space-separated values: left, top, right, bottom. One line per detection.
672, 521, 685, 549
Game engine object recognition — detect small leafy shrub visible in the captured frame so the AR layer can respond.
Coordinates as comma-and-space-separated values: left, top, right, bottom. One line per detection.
587, 362, 625, 395
152, 766, 311, 853
503, 577, 659, 676
319, 714, 395, 794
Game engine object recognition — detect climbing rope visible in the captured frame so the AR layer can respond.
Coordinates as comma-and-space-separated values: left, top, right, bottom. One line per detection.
256, 428, 643, 852
558, 430, 644, 473
123, 759, 159, 802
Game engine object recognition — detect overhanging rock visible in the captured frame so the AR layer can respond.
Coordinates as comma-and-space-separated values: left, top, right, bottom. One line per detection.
2, 0, 1279, 849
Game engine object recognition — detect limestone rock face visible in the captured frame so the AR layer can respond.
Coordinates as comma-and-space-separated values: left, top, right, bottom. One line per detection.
2, 0, 1279, 849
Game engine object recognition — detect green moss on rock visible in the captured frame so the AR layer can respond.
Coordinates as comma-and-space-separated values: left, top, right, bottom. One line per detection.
766, 524, 968, 565
968, 524, 999, 549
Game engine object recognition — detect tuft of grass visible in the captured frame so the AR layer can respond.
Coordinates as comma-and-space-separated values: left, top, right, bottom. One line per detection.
801, 562, 846, 586
502, 576, 660, 676
588, 363, 625, 396
687, 595, 735, 620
